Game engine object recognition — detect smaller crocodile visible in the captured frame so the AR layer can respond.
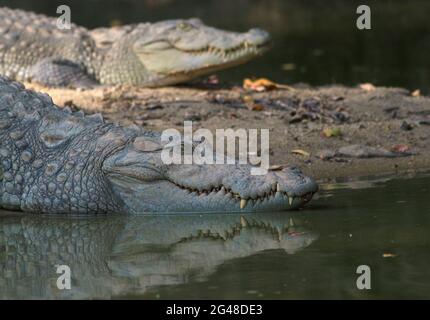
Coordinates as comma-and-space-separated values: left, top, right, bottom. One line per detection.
0, 7, 270, 87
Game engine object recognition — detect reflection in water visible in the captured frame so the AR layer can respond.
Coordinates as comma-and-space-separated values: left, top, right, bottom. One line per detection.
0, 212, 317, 299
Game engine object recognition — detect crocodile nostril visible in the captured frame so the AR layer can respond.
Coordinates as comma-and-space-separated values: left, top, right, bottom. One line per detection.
247, 28, 270, 43
248, 28, 268, 36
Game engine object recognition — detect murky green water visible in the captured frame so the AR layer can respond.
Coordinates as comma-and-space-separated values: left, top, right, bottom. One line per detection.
0, 174, 429, 299
3, 0, 430, 93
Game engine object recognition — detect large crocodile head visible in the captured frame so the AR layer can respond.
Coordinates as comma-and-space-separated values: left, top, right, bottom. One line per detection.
102, 133, 318, 213
98, 19, 270, 86
0, 77, 317, 214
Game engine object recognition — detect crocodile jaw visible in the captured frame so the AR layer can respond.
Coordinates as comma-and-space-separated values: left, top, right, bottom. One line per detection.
111, 179, 317, 214
132, 20, 270, 86
137, 45, 269, 87
105, 162, 318, 214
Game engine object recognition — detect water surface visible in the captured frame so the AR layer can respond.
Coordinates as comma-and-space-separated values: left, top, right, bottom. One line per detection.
1, 174, 429, 299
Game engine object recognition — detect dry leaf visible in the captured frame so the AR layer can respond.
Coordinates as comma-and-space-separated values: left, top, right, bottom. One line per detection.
206, 74, 219, 85
332, 96, 345, 101
243, 95, 253, 102
391, 144, 410, 153
322, 127, 342, 138
360, 83, 376, 91
242, 95, 264, 111
243, 78, 293, 92
317, 149, 336, 160
411, 89, 421, 97
281, 63, 296, 71
292, 149, 310, 157
268, 165, 283, 171
110, 19, 122, 27
242, 95, 253, 106
249, 104, 265, 111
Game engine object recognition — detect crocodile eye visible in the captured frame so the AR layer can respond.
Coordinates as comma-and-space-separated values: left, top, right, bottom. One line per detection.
177, 22, 194, 31
40, 131, 69, 148
134, 137, 162, 152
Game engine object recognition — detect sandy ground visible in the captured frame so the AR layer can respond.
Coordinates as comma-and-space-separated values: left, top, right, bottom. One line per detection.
25, 81, 430, 182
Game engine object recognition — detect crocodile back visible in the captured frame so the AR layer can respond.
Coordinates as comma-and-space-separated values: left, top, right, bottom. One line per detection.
0, 7, 98, 81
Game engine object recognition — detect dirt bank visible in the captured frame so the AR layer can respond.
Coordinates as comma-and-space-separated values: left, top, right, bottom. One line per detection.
25, 82, 430, 182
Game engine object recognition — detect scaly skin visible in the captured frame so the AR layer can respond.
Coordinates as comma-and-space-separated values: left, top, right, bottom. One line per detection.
0, 212, 317, 299
0, 7, 270, 87
0, 76, 318, 214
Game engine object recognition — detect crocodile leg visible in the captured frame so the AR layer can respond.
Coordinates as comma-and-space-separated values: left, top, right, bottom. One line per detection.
28, 58, 98, 88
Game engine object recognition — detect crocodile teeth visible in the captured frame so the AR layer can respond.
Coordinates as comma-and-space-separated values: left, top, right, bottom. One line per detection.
277, 183, 281, 192
240, 216, 249, 227
240, 199, 247, 209
289, 217, 295, 227
289, 196, 294, 206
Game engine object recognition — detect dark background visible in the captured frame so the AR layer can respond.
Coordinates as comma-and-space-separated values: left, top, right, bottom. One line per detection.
2, 0, 429, 92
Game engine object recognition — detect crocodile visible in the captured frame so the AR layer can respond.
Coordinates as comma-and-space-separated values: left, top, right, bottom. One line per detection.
0, 7, 270, 87
0, 212, 317, 299
0, 76, 318, 214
